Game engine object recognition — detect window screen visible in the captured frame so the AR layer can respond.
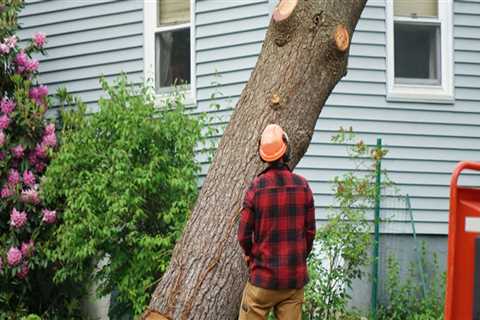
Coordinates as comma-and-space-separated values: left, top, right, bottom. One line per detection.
155, 28, 191, 88
394, 23, 440, 84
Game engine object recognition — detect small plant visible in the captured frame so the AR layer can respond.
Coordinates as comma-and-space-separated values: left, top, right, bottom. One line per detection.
378, 242, 445, 320
41, 76, 210, 316
303, 127, 391, 320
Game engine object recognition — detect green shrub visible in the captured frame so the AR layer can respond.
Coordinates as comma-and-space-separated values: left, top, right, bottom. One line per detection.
41, 76, 208, 316
302, 128, 391, 320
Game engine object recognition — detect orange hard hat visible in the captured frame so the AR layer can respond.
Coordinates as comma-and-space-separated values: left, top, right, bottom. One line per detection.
259, 124, 288, 162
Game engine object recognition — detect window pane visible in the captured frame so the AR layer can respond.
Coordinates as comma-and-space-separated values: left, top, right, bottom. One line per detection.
394, 23, 440, 83
158, 0, 190, 26
394, 0, 438, 18
155, 28, 191, 89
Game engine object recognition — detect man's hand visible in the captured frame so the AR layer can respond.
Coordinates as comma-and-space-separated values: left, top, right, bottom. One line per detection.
243, 255, 252, 267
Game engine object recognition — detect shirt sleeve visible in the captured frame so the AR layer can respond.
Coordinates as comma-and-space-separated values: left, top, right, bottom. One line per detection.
305, 183, 316, 256
237, 182, 255, 257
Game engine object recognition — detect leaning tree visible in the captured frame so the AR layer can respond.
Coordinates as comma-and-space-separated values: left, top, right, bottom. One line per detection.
145, 0, 368, 319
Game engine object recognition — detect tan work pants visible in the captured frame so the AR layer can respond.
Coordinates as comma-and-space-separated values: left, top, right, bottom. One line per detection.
238, 281, 304, 320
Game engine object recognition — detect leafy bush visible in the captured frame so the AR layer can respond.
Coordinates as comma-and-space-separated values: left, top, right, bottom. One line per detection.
303, 128, 390, 320
378, 242, 445, 320
0, 1, 83, 318
41, 76, 208, 316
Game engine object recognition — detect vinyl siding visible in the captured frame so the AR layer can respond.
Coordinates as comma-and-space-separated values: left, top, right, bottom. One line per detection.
17, 0, 144, 111
18, 0, 480, 235
195, 0, 480, 235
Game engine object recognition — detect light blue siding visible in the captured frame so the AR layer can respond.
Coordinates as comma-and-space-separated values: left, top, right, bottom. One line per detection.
195, 0, 270, 110
19, 0, 480, 235
195, 0, 480, 235
18, 0, 144, 110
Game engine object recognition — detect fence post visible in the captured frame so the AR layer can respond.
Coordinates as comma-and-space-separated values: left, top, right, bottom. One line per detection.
370, 138, 382, 320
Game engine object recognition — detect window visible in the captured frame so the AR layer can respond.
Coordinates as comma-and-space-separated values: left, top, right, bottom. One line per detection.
144, 0, 195, 101
386, 0, 453, 103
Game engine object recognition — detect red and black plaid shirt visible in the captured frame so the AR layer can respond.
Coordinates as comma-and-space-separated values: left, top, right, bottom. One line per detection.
237, 163, 316, 289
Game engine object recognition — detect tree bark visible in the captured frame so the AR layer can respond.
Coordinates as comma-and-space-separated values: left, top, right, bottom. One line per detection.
146, 1, 367, 319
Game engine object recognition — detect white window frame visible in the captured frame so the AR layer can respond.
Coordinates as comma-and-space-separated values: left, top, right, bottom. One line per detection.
144, 0, 196, 106
385, 0, 454, 104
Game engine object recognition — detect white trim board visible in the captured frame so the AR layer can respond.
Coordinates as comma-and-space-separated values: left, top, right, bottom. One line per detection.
143, 0, 196, 106
385, 0, 454, 104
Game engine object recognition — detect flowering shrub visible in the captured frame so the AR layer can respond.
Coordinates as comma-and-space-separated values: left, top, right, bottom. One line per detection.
0, 1, 83, 318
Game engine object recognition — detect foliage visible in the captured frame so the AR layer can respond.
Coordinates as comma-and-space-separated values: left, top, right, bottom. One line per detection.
378, 242, 445, 320
0, 1, 84, 318
303, 127, 390, 320
21, 315, 41, 320
41, 76, 209, 316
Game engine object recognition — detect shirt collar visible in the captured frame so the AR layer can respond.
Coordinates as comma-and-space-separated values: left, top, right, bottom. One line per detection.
258, 162, 290, 176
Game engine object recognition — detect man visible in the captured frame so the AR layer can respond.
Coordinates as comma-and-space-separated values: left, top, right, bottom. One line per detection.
237, 124, 316, 320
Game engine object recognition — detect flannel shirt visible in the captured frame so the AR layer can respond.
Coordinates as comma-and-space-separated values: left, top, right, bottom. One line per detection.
237, 163, 316, 289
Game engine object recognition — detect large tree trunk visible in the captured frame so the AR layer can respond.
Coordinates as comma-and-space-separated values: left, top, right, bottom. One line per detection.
146, 1, 367, 319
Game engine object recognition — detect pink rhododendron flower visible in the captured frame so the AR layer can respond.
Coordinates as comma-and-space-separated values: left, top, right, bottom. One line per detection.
28, 152, 38, 166
0, 43, 9, 54
0, 114, 10, 129
35, 162, 46, 173
45, 123, 55, 135
14, 50, 38, 74
0, 257, 2, 270
15, 50, 28, 66
1, 184, 13, 198
33, 32, 46, 48
17, 262, 29, 279
34, 143, 47, 158
5, 35, 17, 48
29, 87, 38, 99
8, 169, 20, 185
7, 247, 22, 267
42, 209, 56, 224
38, 85, 48, 96
21, 189, 40, 205
29, 85, 48, 104
21, 240, 34, 258
42, 133, 56, 147
11, 144, 25, 159
0, 131, 5, 146
0, 98, 15, 113
25, 58, 39, 72
23, 170, 36, 186
10, 208, 27, 229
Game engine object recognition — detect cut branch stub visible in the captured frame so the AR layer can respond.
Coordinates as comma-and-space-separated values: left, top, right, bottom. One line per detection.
271, 93, 281, 108
274, 34, 290, 47
272, 0, 298, 22
333, 25, 350, 52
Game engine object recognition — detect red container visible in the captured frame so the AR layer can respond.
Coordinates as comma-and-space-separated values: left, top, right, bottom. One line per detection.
445, 161, 480, 320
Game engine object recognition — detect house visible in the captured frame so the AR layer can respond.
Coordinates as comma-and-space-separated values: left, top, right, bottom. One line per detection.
18, 0, 480, 313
